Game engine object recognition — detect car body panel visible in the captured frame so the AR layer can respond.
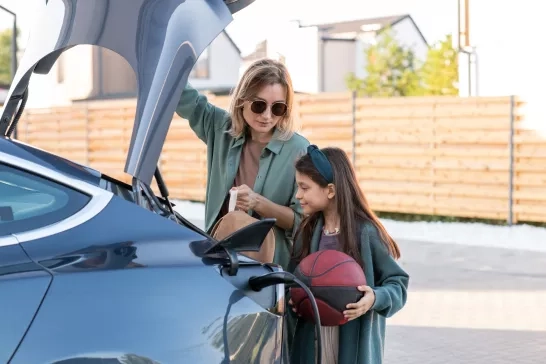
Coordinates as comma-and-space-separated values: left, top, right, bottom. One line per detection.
0, 151, 286, 362
7, 195, 284, 363
18, 196, 206, 263
0, 0, 290, 361
10, 264, 282, 364
0, 0, 233, 185
0, 241, 52, 364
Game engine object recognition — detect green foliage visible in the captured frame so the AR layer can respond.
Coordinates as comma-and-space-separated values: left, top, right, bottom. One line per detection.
346, 30, 459, 98
0, 27, 19, 85
419, 34, 459, 95
346, 27, 421, 97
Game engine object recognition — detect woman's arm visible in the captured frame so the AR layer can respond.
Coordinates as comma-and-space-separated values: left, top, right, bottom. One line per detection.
235, 179, 304, 233
254, 194, 296, 231
175, 82, 230, 143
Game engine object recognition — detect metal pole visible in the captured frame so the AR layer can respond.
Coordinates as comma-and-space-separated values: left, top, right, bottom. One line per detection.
457, 0, 475, 97
464, 0, 470, 47
457, 0, 461, 49
467, 52, 472, 96
508, 95, 515, 226
473, 47, 479, 96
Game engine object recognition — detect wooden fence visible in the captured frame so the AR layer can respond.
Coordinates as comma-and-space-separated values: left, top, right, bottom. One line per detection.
14, 92, 546, 224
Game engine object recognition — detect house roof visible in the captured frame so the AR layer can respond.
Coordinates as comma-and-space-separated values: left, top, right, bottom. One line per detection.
222, 30, 242, 55
306, 14, 428, 45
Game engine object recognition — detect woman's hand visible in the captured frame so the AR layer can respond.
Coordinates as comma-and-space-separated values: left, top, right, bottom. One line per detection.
343, 285, 376, 321
231, 184, 295, 231
288, 298, 299, 315
233, 184, 259, 211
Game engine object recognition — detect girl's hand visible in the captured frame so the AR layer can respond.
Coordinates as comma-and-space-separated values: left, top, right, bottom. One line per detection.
233, 184, 258, 211
343, 285, 376, 321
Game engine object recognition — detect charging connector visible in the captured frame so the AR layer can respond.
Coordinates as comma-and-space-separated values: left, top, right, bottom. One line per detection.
248, 271, 322, 364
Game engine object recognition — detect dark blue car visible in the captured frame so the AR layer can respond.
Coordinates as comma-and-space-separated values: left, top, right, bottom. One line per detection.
0, 1, 311, 363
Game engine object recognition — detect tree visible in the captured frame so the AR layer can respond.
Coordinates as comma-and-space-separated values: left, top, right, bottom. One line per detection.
418, 34, 459, 96
345, 27, 421, 97
0, 28, 18, 85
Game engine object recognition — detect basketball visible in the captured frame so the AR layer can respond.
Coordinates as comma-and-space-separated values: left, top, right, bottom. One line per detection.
290, 250, 367, 326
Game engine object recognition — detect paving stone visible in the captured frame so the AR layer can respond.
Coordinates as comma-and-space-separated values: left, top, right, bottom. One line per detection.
384, 240, 546, 363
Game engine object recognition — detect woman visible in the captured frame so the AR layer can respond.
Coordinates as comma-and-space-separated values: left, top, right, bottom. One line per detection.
175, 58, 309, 270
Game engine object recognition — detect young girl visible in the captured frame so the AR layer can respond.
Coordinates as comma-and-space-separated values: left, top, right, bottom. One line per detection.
287, 145, 409, 364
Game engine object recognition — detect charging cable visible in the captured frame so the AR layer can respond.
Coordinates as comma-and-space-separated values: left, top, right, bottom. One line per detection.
248, 271, 322, 364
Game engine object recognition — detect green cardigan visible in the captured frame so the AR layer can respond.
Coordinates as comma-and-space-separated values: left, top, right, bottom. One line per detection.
287, 216, 410, 364
175, 83, 310, 270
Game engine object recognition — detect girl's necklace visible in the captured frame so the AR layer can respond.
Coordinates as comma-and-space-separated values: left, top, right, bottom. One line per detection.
323, 227, 340, 236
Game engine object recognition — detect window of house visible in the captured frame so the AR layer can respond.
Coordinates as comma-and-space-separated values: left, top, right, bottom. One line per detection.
190, 48, 210, 79
0, 163, 91, 236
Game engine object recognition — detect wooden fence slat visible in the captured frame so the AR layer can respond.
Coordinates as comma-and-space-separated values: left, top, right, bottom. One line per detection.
15, 92, 545, 223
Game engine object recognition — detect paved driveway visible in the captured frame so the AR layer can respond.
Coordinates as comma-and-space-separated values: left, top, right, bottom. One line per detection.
386, 239, 546, 364
187, 217, 546, 362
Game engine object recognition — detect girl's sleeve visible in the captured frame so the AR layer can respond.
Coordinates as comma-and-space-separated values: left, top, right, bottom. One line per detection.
365, 224, 410, 318
175, 82, 230, 143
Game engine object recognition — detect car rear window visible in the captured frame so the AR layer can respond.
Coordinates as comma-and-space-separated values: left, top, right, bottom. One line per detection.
0, 162, 91, 236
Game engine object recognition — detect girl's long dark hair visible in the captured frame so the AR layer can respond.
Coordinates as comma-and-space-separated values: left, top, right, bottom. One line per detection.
293, 147, 401, 266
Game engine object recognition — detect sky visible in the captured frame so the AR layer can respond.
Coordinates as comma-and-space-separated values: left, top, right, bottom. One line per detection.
0, 0, 458, 55
225, 0, 458, 54
1, 0, 544, 123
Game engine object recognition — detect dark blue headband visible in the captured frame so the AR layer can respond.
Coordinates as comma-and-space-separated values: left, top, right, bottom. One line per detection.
307, 144, 334, 183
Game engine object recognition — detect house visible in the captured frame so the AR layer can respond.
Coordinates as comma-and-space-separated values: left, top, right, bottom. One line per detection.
25, 30, 242, 108
186, 31, 242, 95
242, 15, 428, 93
240, 39, 286, 75
313, 15, 429, 93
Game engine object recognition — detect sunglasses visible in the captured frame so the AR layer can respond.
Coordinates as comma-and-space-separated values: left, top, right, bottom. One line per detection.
248, 100, 288, 117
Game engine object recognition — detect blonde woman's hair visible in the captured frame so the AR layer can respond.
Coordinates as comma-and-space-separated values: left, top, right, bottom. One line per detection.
228, 58, 295, 141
